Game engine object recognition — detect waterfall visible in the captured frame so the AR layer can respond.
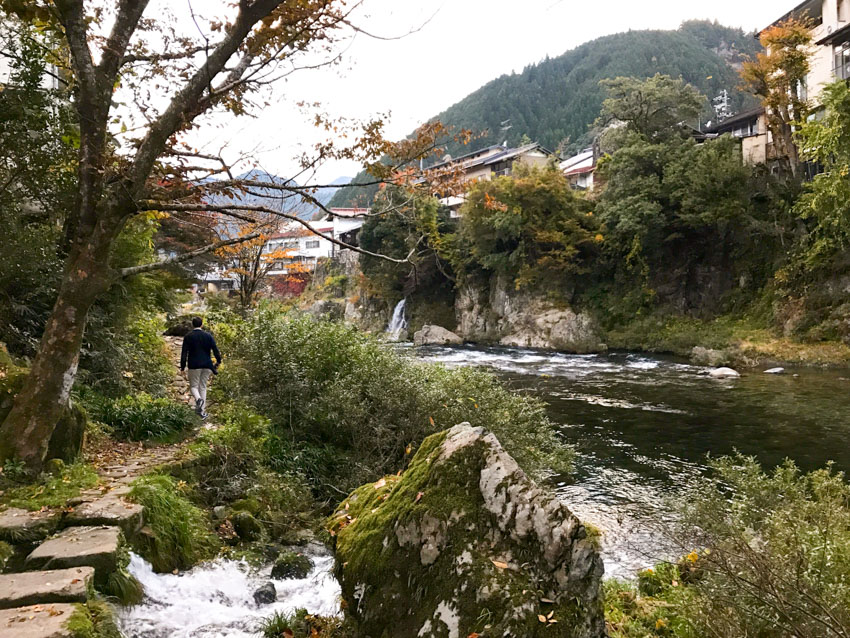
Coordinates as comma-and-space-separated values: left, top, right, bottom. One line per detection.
387, 299, 408, 341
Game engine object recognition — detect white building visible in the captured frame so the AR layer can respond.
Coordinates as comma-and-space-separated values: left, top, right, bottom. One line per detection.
560, 148, 596, 191
265, 222, 336, 275
766, 0, 850, 105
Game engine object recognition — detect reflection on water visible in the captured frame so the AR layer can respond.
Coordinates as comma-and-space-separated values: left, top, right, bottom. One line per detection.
415, 344, 850, 579
119, 545, 340, 638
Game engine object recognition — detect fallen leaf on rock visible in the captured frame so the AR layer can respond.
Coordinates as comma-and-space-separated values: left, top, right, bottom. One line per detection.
538, 614, 547, 623
491, 559, 508, 570
374, 478, 386, 489
415, 492, 423, 503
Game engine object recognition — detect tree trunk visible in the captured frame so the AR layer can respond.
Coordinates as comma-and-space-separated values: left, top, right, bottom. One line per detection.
0, 238, 113, 471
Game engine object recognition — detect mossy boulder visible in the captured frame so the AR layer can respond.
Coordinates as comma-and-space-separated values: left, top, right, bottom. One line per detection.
231, 511, 264, 542
271, 551, 313, 580
328, 424, 604, 638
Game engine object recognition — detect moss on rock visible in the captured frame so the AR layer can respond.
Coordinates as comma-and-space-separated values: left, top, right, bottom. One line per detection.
328, 424, 604, 638
271, 551, 313, 580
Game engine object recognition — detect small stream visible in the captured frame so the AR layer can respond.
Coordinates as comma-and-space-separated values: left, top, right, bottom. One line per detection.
414, 344, 850, 579
118, 545, 340, 638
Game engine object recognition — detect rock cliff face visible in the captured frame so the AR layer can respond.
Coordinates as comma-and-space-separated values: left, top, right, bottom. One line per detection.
456, 276, 606, 353
328, 424, 605, 638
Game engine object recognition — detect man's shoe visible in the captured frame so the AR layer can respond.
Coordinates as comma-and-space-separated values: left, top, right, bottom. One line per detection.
195, 397, 204, 414
200, 412, 209, 421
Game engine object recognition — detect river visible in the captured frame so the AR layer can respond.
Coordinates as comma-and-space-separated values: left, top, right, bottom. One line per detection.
414, 344, 850, 579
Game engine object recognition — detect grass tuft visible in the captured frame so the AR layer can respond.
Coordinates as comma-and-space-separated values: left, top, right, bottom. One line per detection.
128, 474, 218, 572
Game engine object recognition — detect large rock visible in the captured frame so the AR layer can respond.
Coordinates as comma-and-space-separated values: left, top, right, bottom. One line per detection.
709, 367, 741, 379
0, 603, 77, 638
26, 526, 122, 586
328, 424, 604, 638
308, 300, 344, 322
691, 347, 731, 368
413, 325, 463, 347
456, 275, 605, 353
0, 567, 93, 609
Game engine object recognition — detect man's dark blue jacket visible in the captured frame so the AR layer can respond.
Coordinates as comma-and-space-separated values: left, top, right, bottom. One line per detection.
180, 329, 222, 371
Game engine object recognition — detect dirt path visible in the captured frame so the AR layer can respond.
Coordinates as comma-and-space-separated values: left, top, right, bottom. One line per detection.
85, 335, 200, 480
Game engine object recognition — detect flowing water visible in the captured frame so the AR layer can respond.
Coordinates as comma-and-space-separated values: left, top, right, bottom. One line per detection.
119, 546, 340, 638
414, 344, 850, 579
386, 299, 408, 341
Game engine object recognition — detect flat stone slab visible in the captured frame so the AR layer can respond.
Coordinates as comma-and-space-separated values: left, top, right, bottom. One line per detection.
0, 603, 76, 638
0, 568, 93, 609
63, 494, 143, 535
25, 526, 121, 584
0, 508, 61, 543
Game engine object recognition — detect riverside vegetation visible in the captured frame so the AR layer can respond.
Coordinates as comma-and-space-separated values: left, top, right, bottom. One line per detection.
339, 32, 850, 366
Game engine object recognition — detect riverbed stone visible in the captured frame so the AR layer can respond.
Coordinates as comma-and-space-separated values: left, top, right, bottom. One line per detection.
253, 582, 277, 606
328, 424, 604, 638
709, 367, 741, 379
413, 325, 462, 347
691, 346, 731, 367
0, 567, 93, 609
764, 367, 786, 375
413, 325, 463, 347
26, 526, 122, 585
62, 494, 143, 536
0, 603, 77, 638
271, 551, 312, 580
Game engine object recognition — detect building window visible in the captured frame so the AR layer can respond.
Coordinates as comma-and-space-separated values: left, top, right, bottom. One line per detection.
835, 43, 850, 81
305, 240, 320, 249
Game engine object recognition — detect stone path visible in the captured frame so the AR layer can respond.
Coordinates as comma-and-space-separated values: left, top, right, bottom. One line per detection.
0, 333, 204, 637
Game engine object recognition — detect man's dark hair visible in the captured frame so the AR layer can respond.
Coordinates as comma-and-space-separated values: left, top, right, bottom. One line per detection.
192, 317, 203, 328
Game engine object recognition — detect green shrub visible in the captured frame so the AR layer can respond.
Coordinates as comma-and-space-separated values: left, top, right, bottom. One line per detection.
85, 392, 195, 441
259, 608, 347, 638
669, 455, 850, 637
128, 474, 218, 572
234, 311, 573, 498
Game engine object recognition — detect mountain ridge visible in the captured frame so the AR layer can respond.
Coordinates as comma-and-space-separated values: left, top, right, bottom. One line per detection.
330, 20, 762, 208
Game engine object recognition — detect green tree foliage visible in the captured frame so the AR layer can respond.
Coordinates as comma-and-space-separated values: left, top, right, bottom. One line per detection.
791, 80, 850, 278
453, 163, 599, 290
598, 74, 704, 141
359, 186, 454, 299
594, 76, 791, 318
331, 22, 760, 208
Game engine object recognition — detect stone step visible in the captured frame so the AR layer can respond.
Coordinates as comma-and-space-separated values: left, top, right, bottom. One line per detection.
63, 494, 143, 536
25, 526, 121, 586
0, 567, 93, 609
0, 509, 62, 544
0, 603, 77, 638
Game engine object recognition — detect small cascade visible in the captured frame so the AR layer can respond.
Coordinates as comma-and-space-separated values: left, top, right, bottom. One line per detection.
386, 298, 408, 341
118, 549, 340, 638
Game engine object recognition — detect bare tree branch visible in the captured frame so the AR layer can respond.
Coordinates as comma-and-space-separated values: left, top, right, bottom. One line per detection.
119, 231, 261, 278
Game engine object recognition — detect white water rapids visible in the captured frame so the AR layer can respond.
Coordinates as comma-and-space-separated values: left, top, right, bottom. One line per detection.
118, 546, 341, 638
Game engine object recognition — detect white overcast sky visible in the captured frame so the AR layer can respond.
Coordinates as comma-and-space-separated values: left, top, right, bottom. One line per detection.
175, 0, 793, 183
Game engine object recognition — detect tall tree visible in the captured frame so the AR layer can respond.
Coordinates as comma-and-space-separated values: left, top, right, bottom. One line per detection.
0, 0, 446, 470
740, 18, 812, 178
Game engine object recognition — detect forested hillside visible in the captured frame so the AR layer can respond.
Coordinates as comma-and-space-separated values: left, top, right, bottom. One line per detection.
331, 20, 760, 208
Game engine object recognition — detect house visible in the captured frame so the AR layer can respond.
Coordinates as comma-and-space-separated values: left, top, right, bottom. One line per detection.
264, 222, 335, 275
705, 107, 776, 165
425, 142, 554, 213
560, 148, 597, 191
765, 0, 850, 105
326, 208, 370, 247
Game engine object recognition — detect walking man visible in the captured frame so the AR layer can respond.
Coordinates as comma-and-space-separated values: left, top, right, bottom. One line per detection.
180, 317, 222, 419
